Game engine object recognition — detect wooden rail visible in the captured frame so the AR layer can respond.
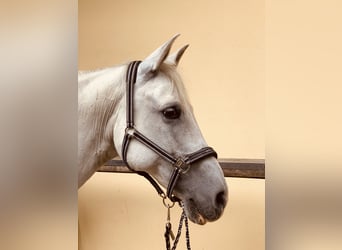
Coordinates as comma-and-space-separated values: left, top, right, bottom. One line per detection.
98, 158, 265, 179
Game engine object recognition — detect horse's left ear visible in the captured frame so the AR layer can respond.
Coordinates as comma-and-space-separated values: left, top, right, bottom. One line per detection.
138, 34, 179, 80
165, 44, 189, 66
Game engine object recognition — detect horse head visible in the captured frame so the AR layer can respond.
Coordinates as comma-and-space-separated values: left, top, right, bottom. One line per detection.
113, 35, 228, 224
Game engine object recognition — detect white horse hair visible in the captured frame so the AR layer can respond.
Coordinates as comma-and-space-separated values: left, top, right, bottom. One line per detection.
78, 35, 228, 224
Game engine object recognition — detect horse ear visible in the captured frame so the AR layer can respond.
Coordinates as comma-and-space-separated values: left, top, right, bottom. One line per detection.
165, 44, 189, 66
138, 34, 180, 80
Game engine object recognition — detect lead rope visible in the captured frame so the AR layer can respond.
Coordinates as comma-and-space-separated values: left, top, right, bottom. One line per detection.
164, 201, 191, 250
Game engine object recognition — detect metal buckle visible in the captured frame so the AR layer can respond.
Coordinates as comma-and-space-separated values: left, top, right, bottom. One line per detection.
174, 158, 190, 174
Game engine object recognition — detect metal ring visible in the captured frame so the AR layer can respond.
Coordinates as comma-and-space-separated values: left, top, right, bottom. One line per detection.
174, 158, 191, 174
180, 163, 191, 174
162, 196, 175, 208
125, 127, 135, 136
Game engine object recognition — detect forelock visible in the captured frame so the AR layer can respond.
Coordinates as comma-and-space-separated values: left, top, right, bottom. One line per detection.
158, 63, 191, 107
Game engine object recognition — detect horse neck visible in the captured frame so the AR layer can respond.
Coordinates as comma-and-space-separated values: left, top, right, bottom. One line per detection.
78, 64, 127, 187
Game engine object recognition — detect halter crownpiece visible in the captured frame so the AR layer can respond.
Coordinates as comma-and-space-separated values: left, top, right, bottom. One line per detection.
122, 61, 218, 202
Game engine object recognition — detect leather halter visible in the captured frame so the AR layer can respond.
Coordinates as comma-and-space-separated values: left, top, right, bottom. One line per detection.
122, 61, 218, 202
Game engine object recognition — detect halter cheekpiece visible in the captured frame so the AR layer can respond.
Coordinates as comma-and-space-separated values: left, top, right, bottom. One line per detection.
122, 61, 218, 202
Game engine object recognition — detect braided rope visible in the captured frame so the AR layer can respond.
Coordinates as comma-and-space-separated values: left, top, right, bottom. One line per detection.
184, 211, 191, 249
165, 223, 171, 250
164, 202, 191, 250
171, 210, 184, 250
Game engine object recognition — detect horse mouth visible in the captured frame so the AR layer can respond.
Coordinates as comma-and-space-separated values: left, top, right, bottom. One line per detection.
183, 198, 223, 225
187, 203, 207, 225
193, 213, 207, 225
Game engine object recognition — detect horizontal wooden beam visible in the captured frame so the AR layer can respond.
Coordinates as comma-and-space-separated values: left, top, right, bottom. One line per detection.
98, 158, 265, 179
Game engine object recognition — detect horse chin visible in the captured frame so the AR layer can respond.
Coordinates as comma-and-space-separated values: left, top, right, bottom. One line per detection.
190, 212, 207, 225
183, 199, 220, 225
183, 200, 207, 225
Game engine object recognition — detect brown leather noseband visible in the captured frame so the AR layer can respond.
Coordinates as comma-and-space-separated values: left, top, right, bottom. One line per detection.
122, 61, 217, 202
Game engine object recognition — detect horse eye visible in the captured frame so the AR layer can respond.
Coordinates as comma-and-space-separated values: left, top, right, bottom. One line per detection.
162, 106, 181, 120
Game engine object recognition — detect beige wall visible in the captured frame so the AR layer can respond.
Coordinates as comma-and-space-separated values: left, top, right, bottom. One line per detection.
79, 0, 264, 249
79, 174, 264, 250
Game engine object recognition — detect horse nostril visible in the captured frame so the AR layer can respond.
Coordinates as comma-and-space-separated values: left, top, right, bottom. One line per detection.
215, 191, 227, 208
